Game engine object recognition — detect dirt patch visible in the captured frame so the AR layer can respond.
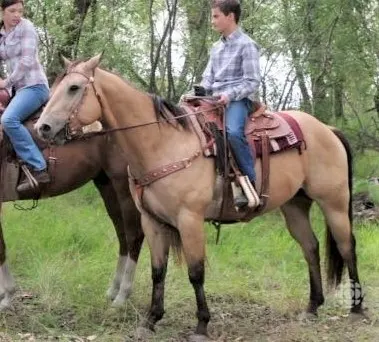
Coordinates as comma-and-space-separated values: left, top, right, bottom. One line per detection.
1, 291, 379, 341
353, 192, 379, 222
165, 295, 379, 342
0, 292, 83, 341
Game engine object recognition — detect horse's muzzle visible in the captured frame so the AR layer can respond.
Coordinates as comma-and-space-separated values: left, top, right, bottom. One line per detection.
37, 123, 53, 141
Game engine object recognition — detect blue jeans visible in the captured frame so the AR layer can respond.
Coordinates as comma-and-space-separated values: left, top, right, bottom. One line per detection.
225, 98, 256, 182
1, 84, 49, 171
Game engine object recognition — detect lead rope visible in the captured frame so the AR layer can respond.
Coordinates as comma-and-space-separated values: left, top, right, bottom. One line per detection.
13, 199, 38, 211
212, 221, 222, 245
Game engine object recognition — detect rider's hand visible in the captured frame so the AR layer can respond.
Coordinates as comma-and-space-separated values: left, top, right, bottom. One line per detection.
217, 94, 229, 105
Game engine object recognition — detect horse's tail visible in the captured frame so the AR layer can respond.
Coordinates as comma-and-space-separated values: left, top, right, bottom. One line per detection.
166, 226, 183, 265
325, 127, 353, 288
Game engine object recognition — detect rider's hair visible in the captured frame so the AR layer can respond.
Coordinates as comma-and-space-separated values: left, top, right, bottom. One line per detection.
211, 0, 241, 24
1, 0, 24, 10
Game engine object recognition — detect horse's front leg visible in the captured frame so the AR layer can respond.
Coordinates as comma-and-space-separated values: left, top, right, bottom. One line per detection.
0, 221, 15, 311
94, 173, 137, 305
136, 212, 170, 338
111, 195, 144, 307
179, 212, 210, 341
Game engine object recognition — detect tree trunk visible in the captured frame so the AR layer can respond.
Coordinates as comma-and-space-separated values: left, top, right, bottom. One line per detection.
282, 0, 312, 113
306, 0, 330, 122
333, 75, 344, 119
60, 0, 93, 59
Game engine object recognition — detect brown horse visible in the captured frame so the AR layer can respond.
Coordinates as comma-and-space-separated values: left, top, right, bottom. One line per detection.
0, 129, 143, 311
35, 54, 364, 341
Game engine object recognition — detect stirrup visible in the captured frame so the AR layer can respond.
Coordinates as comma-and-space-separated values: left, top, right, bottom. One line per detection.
18, 164, 39, 193
231, 182, 248, 209
238, 175, 260, 208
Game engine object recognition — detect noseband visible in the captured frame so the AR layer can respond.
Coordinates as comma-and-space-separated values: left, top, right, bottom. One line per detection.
60, 70, 104, 141
56, 70, 223, 142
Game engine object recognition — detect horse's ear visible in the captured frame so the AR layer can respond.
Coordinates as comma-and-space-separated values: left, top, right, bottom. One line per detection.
60, 55, 72, 68
85, 53, 103, 71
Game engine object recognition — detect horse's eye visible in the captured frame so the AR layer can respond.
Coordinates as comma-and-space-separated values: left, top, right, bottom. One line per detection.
69, 85, 80, 92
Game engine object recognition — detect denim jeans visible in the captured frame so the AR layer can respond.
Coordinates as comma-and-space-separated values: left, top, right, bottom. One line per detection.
1, 84, 49, 171
225, 98, 256, 182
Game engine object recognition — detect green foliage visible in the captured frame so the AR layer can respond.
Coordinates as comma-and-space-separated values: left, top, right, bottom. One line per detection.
25, 0, 379, 138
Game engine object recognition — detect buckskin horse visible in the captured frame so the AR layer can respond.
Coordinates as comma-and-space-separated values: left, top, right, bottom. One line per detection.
0, 100, 143, 312
35, 54, 364, 341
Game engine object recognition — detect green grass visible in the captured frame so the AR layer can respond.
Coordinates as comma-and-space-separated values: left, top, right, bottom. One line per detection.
354, 149, 379, 181
0, 182, 378, 341
354, 150, 379, 206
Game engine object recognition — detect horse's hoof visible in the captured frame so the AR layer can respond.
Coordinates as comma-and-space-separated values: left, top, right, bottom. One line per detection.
0, 293, 12, 312
187, 334, 210, 342
297, 311, 318, 322
114, 287, 132, 303
111, 294, 126, 308
135, 326, 154, 340
349, 311, 370, 323
106, 287, 118, 300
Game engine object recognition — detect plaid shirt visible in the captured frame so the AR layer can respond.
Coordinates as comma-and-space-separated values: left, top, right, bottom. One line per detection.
0, 18, 48, 92
201, 28, 260, 102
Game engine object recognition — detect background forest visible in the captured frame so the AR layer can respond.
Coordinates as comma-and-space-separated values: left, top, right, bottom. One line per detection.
25, 0, 379, 151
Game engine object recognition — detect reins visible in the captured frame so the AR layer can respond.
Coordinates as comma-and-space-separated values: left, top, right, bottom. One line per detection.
68, 97, 224, 141
58, 68, 224, 141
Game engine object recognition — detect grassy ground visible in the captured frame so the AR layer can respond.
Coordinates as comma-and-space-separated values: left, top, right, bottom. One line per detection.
0, 180, 378, 342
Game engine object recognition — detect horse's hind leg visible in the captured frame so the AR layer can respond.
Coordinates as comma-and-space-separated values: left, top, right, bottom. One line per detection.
281, 191, 324, 315
317, 195, 363, 314
0, 219, 15, 311
93, 171, 143, 306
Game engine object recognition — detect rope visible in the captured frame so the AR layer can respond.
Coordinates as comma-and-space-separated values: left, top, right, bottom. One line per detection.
13, 199, 38, 211
211, 221, 222, 245
69, 103, 224, 141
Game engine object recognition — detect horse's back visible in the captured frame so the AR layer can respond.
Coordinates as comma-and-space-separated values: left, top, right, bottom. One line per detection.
282, 110, 349, 199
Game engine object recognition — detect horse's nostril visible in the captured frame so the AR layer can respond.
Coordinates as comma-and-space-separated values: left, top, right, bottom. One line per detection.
41, 124, 51, 133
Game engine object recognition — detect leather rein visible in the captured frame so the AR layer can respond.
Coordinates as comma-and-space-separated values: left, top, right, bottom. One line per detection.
60, 71, 219, 189
64, 76, 221, 142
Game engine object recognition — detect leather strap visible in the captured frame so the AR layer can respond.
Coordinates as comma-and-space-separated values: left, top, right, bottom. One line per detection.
131, 151, 201, 208
258, 134, 270, 211
47, 145, 57, 185
243, 133, 270, 220
134, 151, 201, 187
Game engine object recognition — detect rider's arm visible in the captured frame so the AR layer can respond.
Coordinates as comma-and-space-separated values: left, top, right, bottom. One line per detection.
4, 20, 38, 88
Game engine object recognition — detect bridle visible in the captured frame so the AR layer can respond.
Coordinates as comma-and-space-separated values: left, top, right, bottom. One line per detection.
58, 70, 104, 141
54, 69, 224, 142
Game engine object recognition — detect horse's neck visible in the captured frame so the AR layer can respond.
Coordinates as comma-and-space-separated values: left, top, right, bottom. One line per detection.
97, 70, 199, 175
98, 70, 152, 126
98, 70, 154, 146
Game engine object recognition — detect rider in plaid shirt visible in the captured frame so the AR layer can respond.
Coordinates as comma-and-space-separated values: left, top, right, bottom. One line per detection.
201, 0, 261, 208
201, 28, 260, 103
0, 0, 50, 193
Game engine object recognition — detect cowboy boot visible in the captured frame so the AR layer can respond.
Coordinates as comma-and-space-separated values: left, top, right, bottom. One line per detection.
234, 194, 249, 209
16, 169, 50, 193
231, 181, 249, 209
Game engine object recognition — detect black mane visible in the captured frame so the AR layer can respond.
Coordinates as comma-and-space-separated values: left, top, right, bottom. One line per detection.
151, 94, 190, 130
